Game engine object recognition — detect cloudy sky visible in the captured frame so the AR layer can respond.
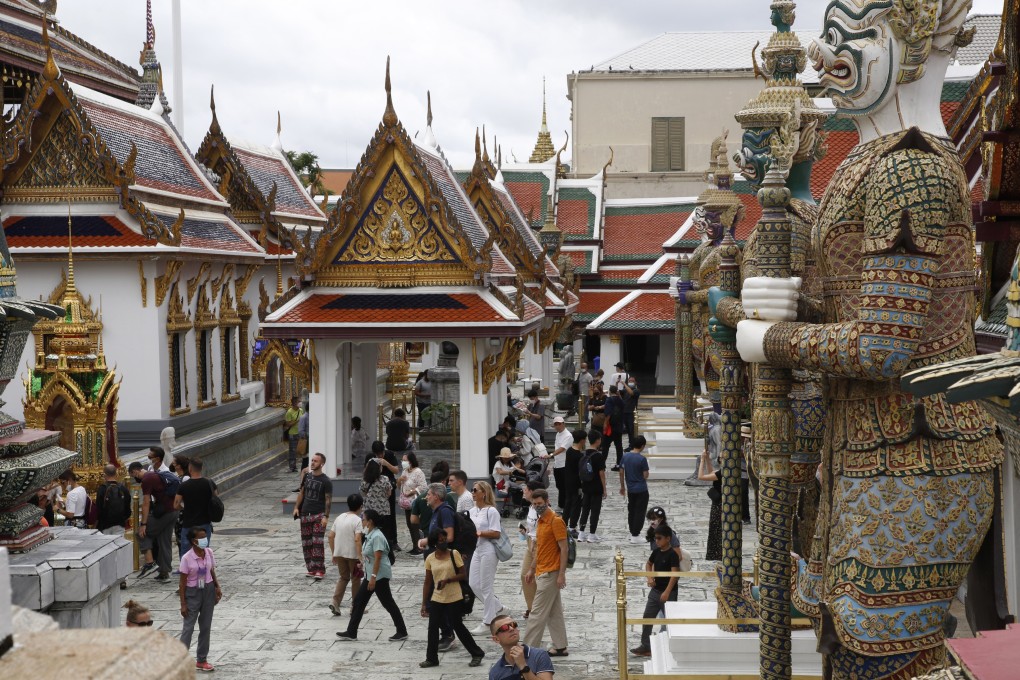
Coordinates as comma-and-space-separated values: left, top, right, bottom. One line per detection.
53, 0, 1004, 170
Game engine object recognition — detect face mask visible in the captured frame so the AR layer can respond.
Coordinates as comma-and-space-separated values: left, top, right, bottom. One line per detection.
196, 537, 210, 549
534, 505, 548, 517
401, 461, 410, 470
628, 383, 635, 388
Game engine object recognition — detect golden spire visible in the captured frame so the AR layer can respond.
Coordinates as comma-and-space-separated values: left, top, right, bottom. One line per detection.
482, 125, 490, 164
383, 56, 398, 127
529, 77, 556, 163
275, 251, 283, 299
66, 198, 76, 296
209, 84, 220, 134
41, 12, 59, 81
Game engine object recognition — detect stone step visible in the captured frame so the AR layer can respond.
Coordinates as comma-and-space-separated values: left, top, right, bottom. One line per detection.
646, 601, 823, 676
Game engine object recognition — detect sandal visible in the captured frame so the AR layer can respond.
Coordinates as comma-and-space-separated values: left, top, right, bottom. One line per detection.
523, 609, 530, 619
548, 648, 569, 657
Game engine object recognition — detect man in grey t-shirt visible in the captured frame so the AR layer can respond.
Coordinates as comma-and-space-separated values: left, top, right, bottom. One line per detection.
293, 453, 333, 578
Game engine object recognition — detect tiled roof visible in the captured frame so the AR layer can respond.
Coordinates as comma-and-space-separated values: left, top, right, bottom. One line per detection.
76, 93, 221, 203
502, 170, 551, 228
231, 143, 326, 220
493, 184, 544, 259
590, 16, 996, 73
957, 15, 1002, 66
0, 8, 139, 99
557, 187, 597, 238
603, 202, 691, 260
595, 268, 648, 285
589, 292, 675, 332
976, 291, 1008, 337
593, 30, 795, 72
419, 147, 491, 255
3, 213, 150, 248
273, 291, 509, 325
151, 210, 261, 254
574, 291, 629, 322
562, 248, 594, 274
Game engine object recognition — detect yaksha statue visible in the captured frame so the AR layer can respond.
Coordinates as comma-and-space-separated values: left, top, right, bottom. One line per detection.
736, 1, 1003, 678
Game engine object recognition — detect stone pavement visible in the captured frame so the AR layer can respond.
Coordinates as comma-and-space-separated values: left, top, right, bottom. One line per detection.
125, 463, 758, 679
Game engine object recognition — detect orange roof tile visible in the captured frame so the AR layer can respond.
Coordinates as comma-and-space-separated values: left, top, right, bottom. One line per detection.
4, 214, 151, 248
575, 291, 629, 319
504, 181, 544, 227
811, 130, 859, 201
603, 209, 690, 259
277, 292, 508, 324
557, 199, 592, 236
591, 292, 675, 332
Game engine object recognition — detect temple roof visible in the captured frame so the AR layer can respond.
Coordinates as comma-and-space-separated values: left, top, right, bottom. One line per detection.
229, 139, 328, 223
262, 286, 544, 340
588, 15, 1000, 74
0, 1, 140, 100
586, 290, 675, 334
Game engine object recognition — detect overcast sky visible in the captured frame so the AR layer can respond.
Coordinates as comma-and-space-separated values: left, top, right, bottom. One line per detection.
53, 0, 1005, 170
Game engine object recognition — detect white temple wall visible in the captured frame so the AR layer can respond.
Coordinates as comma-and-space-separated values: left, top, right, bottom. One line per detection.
656, 333, 676, 388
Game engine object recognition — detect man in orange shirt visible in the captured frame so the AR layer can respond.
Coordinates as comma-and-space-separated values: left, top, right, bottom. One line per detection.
522, 488, 568, 656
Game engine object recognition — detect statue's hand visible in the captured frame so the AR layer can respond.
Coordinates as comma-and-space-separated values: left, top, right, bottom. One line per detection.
708, 316, 736, 344
676, 279, 694, 306
737, 320, 778, 363
740, 276, 800, 322
707, 286, 734, 317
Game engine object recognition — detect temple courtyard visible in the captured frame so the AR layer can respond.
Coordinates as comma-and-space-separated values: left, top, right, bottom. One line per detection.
124, 461, 754, 679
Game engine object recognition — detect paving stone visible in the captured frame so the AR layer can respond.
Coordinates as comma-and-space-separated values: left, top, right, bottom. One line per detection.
121, 456, 757, 678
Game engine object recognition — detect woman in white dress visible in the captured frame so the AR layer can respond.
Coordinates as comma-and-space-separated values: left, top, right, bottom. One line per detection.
467, 481, 507, 633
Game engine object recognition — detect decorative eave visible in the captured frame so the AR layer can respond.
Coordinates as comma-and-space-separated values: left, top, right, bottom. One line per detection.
308, 59, 493, 288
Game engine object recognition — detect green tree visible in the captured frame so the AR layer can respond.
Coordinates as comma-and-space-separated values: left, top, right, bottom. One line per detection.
284, 150, 330, 198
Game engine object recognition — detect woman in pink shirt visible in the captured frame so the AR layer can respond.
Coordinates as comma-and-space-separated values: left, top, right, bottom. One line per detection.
179, 527, 222, 673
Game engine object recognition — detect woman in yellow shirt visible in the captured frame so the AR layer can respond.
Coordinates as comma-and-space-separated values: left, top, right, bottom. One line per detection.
419, 528, 485, 668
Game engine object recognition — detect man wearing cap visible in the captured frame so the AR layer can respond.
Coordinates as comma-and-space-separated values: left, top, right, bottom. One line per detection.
550, 416, 572, 510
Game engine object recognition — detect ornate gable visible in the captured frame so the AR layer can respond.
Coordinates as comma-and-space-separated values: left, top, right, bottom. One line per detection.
310, 61, 490, 287
463, 139, 543, 280
195, 91, 266, 224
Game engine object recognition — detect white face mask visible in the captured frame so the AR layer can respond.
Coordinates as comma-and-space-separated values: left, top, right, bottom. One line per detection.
401, 460, 410, 470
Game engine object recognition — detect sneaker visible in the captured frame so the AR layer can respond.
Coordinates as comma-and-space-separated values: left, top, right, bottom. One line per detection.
328, 604, 341, 617
469, 654, 485, 667
469, 622, 488, 634
154, 573, 171, 582
196, 661, 216, 672
305, 571, 317, 578
568, 528, 578, 539
577, 530, 588, 542
389, 631, 408, 641
630, 646, 651, 657
629, 535, 644, 544
137, 562, 157, 579
437, 637, 457, 653
313, 572, 325, 580
497, 606, 511, 617
419, 660, 439, 668
587, 533, 602, 543
335, 632, 357, 641
611, 465, 621, 472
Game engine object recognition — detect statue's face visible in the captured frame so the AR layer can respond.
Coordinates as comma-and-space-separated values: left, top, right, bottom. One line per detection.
735, 127, 776, 189
809, 0, 896, 115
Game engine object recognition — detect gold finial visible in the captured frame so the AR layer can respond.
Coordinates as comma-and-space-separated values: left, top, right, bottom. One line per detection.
602, 146, 614, 177
41, 13, 59, 81
426, 90, 433, 127
209, 84, 220, 132
275, 251, 283, 298
474, 127, 481, 158
482, 125, 489, 163
541, 77, 548, 131
383, 56, 397, 127
529, 78, 556, 163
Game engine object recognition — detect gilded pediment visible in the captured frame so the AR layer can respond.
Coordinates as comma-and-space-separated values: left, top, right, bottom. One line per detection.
334, 165, 458, 266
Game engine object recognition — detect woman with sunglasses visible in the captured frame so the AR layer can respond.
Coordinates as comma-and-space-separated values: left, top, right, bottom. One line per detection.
468, 481, 508, 634
419, 527, 486, 668
178, 526, 221, 672
124, 599, 152, 627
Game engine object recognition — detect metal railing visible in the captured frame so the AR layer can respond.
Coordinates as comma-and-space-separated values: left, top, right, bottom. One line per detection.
613, 550, 813, 680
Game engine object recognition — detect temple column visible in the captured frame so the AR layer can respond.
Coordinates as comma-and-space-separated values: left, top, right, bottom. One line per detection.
599, 334, 622, 373
520, 333, 544, 388
351, 343, 379, 465
454, 338, 494, 479
310, 340, 339, 475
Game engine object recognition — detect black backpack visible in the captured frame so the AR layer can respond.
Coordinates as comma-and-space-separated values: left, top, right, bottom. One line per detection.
579, 450, 597, 483
152, 470, 181, 516
100, 482, 131, 528
437, 505, 478, 555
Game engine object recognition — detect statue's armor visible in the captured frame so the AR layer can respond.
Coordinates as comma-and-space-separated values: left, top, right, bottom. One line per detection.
690, 240, 741, 405
687, 238, 714, 390
766, 130, 1003, 679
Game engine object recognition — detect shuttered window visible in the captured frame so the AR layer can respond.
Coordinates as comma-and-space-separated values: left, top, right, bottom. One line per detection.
651, 117, 685, 172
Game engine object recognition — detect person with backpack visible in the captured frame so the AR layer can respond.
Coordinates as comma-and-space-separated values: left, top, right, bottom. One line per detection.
562, 430, 586, 535
175, 458, 220, 557
129, 452, 180, 582
419, 527, 486, 668
95, 464, 131, 535
57, 469, 91, 529
577, 430, 607, 543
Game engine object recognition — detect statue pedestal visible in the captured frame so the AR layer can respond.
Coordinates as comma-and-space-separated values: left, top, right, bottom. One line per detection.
8, 527, 132, 628
645, 601, 822, 677
644, 407, 709, 480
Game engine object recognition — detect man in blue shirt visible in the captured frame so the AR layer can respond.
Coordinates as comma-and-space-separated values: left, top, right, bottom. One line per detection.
618, 435, 650, 544
488, 614, 554, 679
